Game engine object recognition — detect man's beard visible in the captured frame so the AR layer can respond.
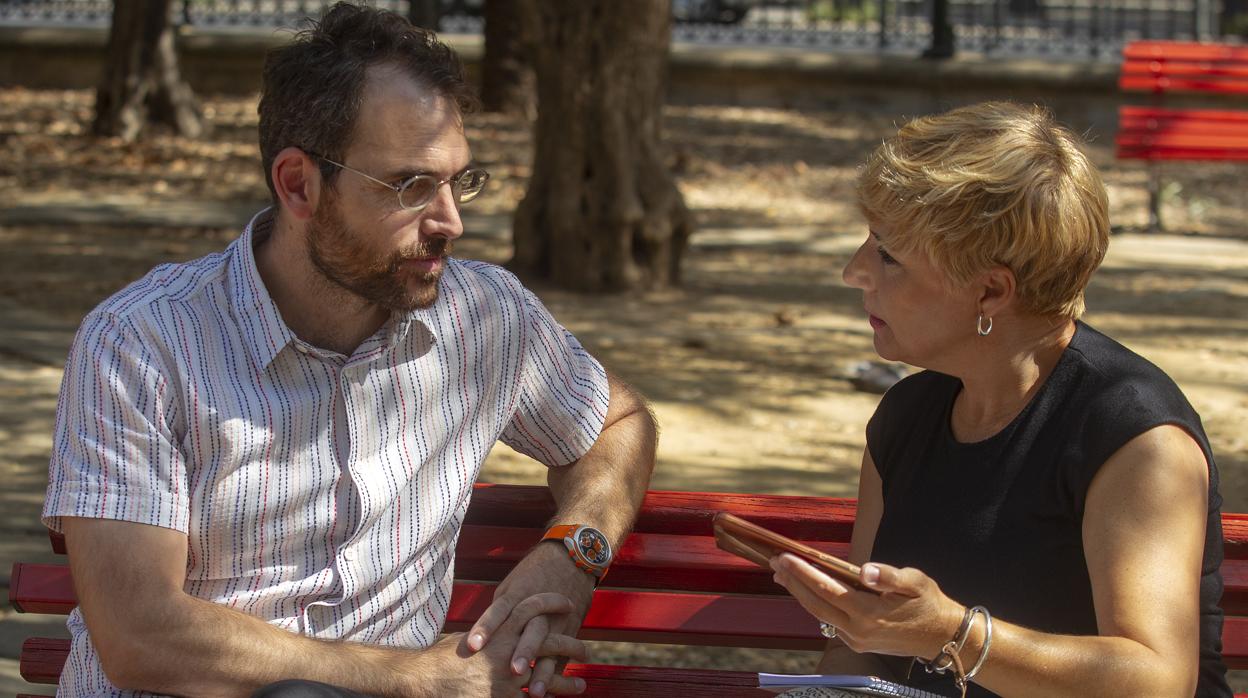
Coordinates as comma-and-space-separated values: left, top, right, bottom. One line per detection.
306, 197, 452, 312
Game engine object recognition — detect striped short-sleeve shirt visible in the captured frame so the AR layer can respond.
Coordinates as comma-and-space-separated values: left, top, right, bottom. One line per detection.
43, 211, 610, 697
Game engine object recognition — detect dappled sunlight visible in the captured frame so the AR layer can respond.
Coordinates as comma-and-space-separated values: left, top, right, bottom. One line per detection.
2, 88, 1246, 515
0, 358, 61, 535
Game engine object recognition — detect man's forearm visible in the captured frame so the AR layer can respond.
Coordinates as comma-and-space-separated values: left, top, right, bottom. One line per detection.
546, 374, 657, 546
101, 592, 437, 697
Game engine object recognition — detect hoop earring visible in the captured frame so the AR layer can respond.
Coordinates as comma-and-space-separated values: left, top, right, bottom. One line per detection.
977, 314, 993, 336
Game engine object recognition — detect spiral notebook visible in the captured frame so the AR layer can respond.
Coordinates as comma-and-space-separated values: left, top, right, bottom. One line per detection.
757, 674, 945, 698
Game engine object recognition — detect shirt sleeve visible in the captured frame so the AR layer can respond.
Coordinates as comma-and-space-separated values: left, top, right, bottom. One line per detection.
43, 311, 190, 534
499, 287, 609, 467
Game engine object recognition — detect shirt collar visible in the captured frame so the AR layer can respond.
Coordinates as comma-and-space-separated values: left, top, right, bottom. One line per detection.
227, 208, 443, 369
228, 208, 296, 371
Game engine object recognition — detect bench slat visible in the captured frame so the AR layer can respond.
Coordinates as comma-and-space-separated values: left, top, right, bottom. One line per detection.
457, 526, 848, 595
7, 565, 825, 649
1118, 123, 1248, 141
463, 484, 858, 541
48, 484, 1248, 559
1122, 61, 1248, 80
17, 528, 850, 612
1119, 109, 1248, 132
18, 637, 66, 684
446, 583, 825, 650
1120, 75, 1248, 95
21, 536, 1246, 619
14, 562, 1248, 661
8, 568, 827, 649
1116, 106, 1248, 161
1224, 513, 1248, 561
1117, 133, 1248, 149
1224, 616, 1248, 670
1121, 105, 1248, 121
563, 665, 769, 697
7, 562, 73, 614
1117, 146, 1248, 161
1123, 41, 1248, 63
43, 484, 859, 554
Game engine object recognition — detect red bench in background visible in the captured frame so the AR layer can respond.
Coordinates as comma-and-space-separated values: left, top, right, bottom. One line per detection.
1116, 40, 1248, 231
10, 483, 1248, 696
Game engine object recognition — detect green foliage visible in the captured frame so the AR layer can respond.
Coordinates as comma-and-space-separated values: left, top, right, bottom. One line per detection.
806, 0, 879, 24
1222, 11, 1248, 37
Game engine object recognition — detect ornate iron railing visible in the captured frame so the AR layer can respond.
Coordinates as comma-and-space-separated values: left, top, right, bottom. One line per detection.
0, 0, 1240, 60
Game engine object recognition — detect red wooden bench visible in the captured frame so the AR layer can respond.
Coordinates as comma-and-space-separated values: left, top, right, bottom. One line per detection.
10, 482, 1248, 696
1116, 40, 1248, 231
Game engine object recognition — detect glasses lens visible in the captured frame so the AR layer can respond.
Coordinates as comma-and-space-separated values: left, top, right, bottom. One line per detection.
399, 175, 439, 210
455, 169, 490, 203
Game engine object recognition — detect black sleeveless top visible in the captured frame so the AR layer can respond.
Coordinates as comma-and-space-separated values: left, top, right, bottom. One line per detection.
867, 322, 1230, 697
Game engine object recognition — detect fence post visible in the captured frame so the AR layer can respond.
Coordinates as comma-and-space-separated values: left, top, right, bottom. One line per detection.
1195, 0, 1213, 39
924, 0, 955, 57
878, 0, 890, 48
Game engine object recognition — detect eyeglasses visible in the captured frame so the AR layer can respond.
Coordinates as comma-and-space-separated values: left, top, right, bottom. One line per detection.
311, 153, 490, 211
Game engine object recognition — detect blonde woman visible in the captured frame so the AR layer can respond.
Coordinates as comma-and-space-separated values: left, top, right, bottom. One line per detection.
771, 102, 1231, 697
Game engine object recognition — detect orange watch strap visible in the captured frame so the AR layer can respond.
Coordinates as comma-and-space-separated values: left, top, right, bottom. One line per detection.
542, 524, 577, 542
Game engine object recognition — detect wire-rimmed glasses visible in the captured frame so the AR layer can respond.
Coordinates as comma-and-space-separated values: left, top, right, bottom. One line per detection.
311, 152, 490, 212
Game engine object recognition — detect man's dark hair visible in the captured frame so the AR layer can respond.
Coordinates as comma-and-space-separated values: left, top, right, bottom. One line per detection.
258, 3, 479, 202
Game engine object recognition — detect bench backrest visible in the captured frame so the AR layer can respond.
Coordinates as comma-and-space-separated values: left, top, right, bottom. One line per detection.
1120, 40, 1248, 95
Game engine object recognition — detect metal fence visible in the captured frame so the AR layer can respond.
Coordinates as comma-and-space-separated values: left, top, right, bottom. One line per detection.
676, 0, 1235, 59
0, 0, 1242, 60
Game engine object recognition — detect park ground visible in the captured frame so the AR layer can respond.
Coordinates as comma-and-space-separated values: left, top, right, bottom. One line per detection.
1, 88, 1246, 691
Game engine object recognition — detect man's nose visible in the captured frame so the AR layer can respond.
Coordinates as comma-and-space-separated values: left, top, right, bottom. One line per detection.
421, 182, 464, 241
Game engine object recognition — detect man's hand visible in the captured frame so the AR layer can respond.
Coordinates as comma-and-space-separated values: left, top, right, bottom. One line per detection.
469, 372, 656, 696
423, 592, 587, 697
467, 541, 595, 696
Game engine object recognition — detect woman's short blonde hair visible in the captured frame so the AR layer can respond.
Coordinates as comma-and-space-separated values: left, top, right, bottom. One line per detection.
857, 101, 1110, 319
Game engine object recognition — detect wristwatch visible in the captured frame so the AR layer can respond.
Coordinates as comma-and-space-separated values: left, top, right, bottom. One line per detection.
542, 524, 613, 582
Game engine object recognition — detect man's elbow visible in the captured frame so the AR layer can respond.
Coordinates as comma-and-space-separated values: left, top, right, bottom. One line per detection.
88, 605, 182, 691
94, 632, 160, 690
610, 377, 658, 437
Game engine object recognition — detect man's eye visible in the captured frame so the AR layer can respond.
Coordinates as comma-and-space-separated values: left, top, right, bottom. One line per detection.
878, 247, 899, 265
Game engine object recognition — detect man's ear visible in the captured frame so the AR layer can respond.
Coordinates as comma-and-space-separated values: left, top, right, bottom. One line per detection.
977, 265, 1017, 319
271, 147, 322, 221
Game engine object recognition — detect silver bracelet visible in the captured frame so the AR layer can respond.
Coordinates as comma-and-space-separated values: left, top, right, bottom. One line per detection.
925, 605, 976, 674
963, 606, 993, 681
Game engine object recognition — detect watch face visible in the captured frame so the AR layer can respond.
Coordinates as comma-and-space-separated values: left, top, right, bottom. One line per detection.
574, 527, 611, 566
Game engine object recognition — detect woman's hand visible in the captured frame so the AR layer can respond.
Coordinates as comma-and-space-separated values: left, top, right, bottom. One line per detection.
770, 553, 965, 661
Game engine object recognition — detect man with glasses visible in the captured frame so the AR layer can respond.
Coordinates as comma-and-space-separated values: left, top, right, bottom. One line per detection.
43, 4, 657, 697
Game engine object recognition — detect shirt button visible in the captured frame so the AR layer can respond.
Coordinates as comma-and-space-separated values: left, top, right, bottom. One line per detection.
342, 548, 356, 561
295, 344, 309, 354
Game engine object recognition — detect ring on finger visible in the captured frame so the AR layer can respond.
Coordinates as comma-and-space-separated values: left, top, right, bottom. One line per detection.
819, 622, 838, 639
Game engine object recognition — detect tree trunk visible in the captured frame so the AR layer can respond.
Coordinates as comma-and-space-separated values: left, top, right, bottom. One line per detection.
511, 0, 691, 292
93, 0, 205, 142
480, 0, 534, 115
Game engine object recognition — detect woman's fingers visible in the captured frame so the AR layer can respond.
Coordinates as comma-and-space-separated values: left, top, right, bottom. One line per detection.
771, 554, 855, 627
860, 562, 926, 598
